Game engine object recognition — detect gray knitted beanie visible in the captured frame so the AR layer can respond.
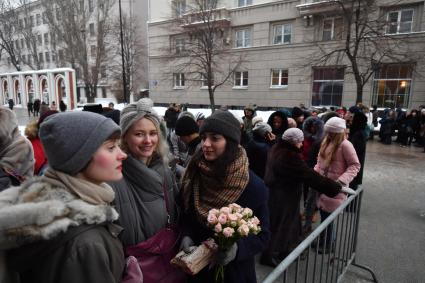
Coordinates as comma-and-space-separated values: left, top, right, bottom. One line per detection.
120, 98, 161, 135
200, 110, 241, 144
252, 122, 272, 136
39, 111, 121, 175
282, 128, 304, 144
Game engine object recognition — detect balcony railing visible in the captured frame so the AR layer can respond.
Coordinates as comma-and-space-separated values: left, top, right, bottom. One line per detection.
180, 7, 231, 29
296, 0, 345, 15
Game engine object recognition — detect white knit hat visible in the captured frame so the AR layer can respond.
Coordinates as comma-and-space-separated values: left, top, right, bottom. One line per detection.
282, 128, 304, 144
324, 117, 346, 133
251, 116, 263, 127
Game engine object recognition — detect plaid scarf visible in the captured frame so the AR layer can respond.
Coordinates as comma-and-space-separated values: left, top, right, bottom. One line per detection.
182, 146, 249, 223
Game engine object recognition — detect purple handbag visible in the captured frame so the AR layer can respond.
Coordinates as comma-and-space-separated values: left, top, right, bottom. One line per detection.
124, 180, 187, 283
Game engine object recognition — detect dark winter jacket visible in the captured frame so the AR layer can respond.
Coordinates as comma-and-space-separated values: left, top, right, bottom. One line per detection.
264, 140, 341, 255
302, 116, 324, 163
246, 133, 271, 179
183, 170, 270, 283
110, 154, 179, 247
0, 178, 125, 283
349, 113, 368, 188
267, 111, 288, 138
8, 224, 124, 283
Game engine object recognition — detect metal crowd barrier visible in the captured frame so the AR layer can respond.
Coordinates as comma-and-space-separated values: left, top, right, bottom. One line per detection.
262, 187, 378, 283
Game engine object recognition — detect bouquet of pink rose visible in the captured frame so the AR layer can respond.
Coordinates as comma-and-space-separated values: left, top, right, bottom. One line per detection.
207, 203, 261, 283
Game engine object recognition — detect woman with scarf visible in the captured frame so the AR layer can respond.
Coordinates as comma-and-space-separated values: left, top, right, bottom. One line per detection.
0, 107, 34, 190
180, 110, 270, 283
0, 111, 127, 283
109, 99, 180, 280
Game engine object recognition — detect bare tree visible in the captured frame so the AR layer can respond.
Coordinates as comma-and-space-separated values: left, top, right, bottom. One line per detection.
306, 0, 421, 104
168, 0, 244, 111
0, 0, 22, 70
109, 14, 146, 103
41, 0, 115, 102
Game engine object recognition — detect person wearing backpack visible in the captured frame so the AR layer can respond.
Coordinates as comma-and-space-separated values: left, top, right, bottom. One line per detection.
0, 111, 127, 283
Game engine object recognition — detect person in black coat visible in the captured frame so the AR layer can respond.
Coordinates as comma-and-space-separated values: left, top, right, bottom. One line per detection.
180, 110, 270, 283
261, 128, 342, 267
246, 122, 273, 179
267, 110, 288, 139
348, 112, 368, 190
33, 99, 41, 117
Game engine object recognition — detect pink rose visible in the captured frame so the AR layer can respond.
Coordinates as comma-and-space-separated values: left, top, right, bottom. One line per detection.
209, 208, 220, 216
214, 223, 222, 233
228, 214, 238, 222
237, 224, 250, 236
220, 207, 231, 214
222, 227, 235, 238
229, 203, 242, 213
207, 214, 218, 225
242, 208, 253, 217
251, 216, 260, 226
218, 214, 227, 225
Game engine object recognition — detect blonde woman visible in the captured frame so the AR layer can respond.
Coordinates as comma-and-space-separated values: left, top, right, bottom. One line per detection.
314, 117, 360, 253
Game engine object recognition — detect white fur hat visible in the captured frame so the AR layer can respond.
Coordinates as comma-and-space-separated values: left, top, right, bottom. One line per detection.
324, 117, 346, 133
251, 116, 263, 127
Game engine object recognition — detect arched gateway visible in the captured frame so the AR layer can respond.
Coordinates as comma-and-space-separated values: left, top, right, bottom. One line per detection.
0, 68, 77, 110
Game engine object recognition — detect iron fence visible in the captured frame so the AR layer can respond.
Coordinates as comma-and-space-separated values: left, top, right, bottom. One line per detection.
262, 186, 378, 283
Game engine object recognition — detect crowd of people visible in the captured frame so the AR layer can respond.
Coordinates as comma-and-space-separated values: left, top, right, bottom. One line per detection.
0, 99, 422, 283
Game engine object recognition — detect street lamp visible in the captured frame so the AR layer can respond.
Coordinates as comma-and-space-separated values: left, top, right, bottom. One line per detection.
118, 0, 128, 104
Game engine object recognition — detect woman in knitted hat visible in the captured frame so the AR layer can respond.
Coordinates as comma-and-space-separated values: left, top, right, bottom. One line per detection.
109, 98, 181, 280
180, 110, 270, 283
0, 111, 127, 283
0, 107, 34, 190
261, 128, 343, 267
314, 117, 360, 253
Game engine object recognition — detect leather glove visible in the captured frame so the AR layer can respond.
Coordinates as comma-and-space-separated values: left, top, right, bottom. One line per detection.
217, 243, 238, 266
180, 236, 196, 253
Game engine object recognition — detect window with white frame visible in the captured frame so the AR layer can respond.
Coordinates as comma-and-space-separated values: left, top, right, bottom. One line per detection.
238, 0, 252, 7
387, 9, 413, 34
311, 67, 345, 106
174, 0, 186, 17
271, 69, 288, 87
174, 73, 185, 88
235, 28, 251, 48
322, 17, 343, 41
175, 38, 185, 54
234, 71, 248, 87
273, 23, 292, 44
201, 73, 214, 88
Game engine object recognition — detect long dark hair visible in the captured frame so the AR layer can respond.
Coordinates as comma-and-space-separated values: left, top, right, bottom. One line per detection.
191, 136, 239, 179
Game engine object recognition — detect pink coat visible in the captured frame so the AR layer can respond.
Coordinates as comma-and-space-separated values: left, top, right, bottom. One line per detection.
314, 139, 360, 212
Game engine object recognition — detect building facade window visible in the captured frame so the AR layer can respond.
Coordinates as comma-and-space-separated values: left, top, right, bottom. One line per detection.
42, 12, 47, 24
372, 64, 413, 108
322, 17, 343, 41
20, 39, 24, 49
90, 45, 96, 57
30, 15, 35, 27
174, 0, 186, 17
238, 0, 252, 7
311, 67, 345, 106
58, 49, 64, 61
52, 53, 56, 62
201, 73, 214, 88
175, 38, 185, 54
234, 71, 249, 87
89, 0, 94, 12
174, 73, 185, 88
89, 23, 95, 36
45, 52, 50, 63
37, 34, 42, 46
387, 9, 413, 34
39, 52, 44, 63
273, 23, 292, 44
235, 28, 251, 48
271, 69, 288, 87
36, 14, 41, 26
44, 33, 49, 45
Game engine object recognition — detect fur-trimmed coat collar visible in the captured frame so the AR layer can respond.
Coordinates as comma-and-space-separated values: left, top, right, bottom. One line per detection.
0, 177, 118, 250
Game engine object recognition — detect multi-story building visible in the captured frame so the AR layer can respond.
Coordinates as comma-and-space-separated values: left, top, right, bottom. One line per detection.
148, 0, 425, 109
0, 0, 148, 105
